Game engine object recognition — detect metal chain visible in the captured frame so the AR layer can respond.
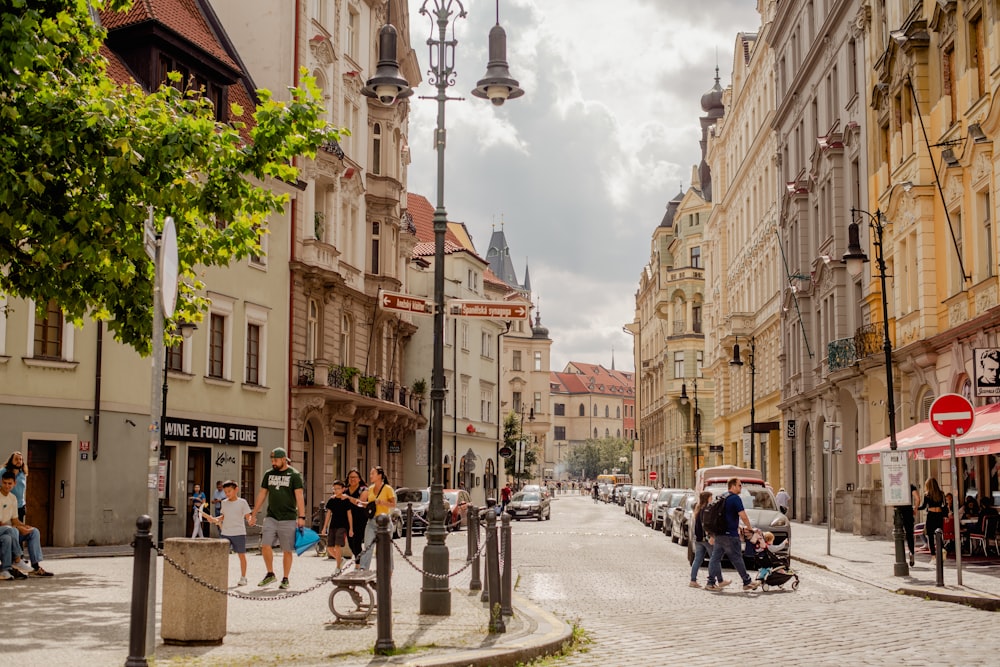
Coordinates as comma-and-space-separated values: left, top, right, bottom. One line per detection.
389, 533, 490, 580
154, 546, 334, 601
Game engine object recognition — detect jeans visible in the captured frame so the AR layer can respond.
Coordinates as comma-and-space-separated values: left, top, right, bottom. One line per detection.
707, 534, 752, 586
690, 540, 710, 582
20, 526, 43, 566
359, 519, 377, 569
0, 526, 23, 570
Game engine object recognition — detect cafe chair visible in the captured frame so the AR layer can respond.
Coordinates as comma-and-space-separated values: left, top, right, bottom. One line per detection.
968, 516, 998, 557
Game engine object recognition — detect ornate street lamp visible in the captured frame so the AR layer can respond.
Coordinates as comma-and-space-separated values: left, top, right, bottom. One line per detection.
843, 207, 909, 577
730, 336, 756, 468
679, 379, 701, 485
366, 0, 523, 616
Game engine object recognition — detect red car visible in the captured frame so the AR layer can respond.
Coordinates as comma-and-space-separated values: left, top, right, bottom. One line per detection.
443, 489, 472, 531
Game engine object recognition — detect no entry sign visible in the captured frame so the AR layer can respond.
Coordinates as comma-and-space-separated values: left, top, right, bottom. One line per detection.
929, 393, 975, 439
649, 471, 657, 481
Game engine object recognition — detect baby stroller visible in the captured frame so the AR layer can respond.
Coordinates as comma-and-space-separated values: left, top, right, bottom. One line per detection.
748, 530, 799, 591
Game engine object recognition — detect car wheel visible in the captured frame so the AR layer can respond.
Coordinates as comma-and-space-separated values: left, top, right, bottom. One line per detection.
671, 531, 679, 544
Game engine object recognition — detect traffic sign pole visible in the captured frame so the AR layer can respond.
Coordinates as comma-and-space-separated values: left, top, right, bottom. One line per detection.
929, 393, 975, 587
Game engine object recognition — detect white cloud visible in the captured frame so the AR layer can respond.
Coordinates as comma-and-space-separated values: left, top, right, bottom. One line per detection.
405, 0, 761, 371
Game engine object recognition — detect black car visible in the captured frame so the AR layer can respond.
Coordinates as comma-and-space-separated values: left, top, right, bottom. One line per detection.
507, 491, 551, 521
668, 491, 697, 545
395, 487, 435, 536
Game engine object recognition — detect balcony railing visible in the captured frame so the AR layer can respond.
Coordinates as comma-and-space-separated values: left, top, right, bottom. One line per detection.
294, 362, 423, 413
295, 360, 315, 386
854, 323, 882, 359
827, 337, 857, 372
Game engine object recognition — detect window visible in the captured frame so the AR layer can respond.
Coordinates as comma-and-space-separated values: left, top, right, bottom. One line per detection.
593, 427, 598, 439
308, 0, 325, 24
480, 389, 492, 422
554, 426, 566, 440
244, 303, 268, 387
980, 191, 993, 280
617, 406, 621, 419
605, 405, 609, 418
33, 299, 63, 359
467, 269, 478, 291
534, 392, 542, 415
371, 122, 382, 175
512, 391, 522, 414
534, 351, 542, 371
246, 323, 261, 385
166, 340, 184, 372
554, 403, 565, 416
593, 404, 598, 417
579, 403, 585, 416
512, 350, 522, 371
605, 428, 610, 438
370, 221, 380, 275
690, 246, 701, 268
696, 351, 704, 377
970, 14, 986, 99
241, 451, 257, 500
209, 313, 226, 378
306, 299, 319, 362
346, 6, 359, 60
340, 313, 353, 366
943, 45, 957, 126
673, 351, 684, 379
692, 305, 702, 333
461, 380, 469, 418
461, 322, 469, 350
481, 331, 492, 358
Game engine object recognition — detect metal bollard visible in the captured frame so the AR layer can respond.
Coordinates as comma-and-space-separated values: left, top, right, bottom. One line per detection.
404, 502, 413, 557
501, 512, 513, 617
481, 499, 496, 601
484, 510, 505, 633
125, 515, 153, 667
935, 528, 945, 587
468, 505, 481, 591
374, 514, 395, 654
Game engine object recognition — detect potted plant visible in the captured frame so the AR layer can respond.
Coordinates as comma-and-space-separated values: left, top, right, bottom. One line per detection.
341, 366, 360, 392
411, 378, 427, 398
358, 375, 377, 397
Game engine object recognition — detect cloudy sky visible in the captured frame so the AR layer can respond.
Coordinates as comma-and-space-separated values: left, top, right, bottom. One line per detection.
404, 0, 761, 372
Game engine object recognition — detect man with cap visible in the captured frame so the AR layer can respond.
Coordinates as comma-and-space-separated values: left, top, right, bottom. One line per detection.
250, 447, 305, 590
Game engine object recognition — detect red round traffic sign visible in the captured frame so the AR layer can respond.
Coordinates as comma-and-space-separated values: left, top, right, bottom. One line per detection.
649, 471, 657, 481
929, 393, 975, 438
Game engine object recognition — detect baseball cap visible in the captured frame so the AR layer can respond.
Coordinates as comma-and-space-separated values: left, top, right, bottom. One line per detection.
270, 447, 288, 459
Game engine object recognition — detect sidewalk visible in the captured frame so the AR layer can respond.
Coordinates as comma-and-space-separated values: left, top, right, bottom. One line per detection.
788, 520, 1000, 610
6, 537, 571, 667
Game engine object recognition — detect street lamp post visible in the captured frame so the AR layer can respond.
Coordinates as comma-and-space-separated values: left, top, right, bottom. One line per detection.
679, 379, 701, 485
730, 336, 756, 469
842, 207, 909, 577
365, 0, 523, 615
157, 322, 197, 548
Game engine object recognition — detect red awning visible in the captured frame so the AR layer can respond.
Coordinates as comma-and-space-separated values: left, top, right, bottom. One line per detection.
857, 402, 1000, 464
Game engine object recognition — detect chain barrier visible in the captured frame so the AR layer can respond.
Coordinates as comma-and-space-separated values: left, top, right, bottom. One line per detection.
389, 533, 490, 580
154, 545, 334, 601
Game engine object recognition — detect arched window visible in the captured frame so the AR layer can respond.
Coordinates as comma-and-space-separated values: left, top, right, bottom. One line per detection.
605, 428, 610, 438
605, 405, 609, 418
306, 299, 319, 361
617, 429, 621, 438
372, 122, 382, 175
593, 427, 598, 438
593, 404, 598, 417
617, 406, 621, 419
579, 403, 585, 416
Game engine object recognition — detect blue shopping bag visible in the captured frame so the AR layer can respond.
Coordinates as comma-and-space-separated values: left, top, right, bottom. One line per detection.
294, 527, 321, 555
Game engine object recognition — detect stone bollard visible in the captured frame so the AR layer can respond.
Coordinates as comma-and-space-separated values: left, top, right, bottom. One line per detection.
501, 512, 512, 617
161, 538, 229, 646
484, 510, 504, 634
374, 514, 395, 654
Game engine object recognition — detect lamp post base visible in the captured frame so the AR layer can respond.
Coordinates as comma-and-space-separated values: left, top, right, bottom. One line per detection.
892, 506, 910, 577
419, 541, 451, 615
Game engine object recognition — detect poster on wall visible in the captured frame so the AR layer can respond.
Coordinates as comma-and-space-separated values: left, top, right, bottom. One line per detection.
973, 348, 1000, 397
881, 450, 910, 506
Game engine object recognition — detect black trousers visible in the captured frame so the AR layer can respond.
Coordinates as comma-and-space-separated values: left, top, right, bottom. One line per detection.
925, 512, 945, 554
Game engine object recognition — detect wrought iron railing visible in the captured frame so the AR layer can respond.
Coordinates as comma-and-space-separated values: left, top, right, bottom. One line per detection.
382, 381, 396, 402
854, 322, 882, 359
294, 360, 315, 386
827, 337, 857, 372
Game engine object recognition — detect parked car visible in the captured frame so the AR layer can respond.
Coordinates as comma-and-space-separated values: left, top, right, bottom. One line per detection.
443, 489, 472, 531
627, 486, 653, 517
656, 489, 690, 533
668, 491, 697, 545
521, 484, 550, 499
617, 484, 632, 506
506, 490, 551, 520
641, 488, 660, 526
395, 487, 437, 536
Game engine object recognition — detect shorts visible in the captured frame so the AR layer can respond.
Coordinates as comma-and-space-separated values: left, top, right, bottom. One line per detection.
221, 533, 247, 554
330, 527, 347, 547
262, 517, 296, 552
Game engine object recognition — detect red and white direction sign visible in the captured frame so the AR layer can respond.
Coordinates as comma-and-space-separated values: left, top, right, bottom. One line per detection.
448, 300, 529, 320
929, 393, 975, 438
380, 290, 431, 315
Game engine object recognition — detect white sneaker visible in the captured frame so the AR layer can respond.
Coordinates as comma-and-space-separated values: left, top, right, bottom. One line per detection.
0, 570, 12, 580
237, 577, 248, 586
11, 560, 32, 573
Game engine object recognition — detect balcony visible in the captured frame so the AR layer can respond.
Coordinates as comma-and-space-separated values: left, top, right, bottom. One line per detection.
293, 360, 424, 415
854, 323, 882, 359
827, 337, 857, 372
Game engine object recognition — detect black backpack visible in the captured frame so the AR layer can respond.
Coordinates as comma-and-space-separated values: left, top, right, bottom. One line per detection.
702, 493, 729, 536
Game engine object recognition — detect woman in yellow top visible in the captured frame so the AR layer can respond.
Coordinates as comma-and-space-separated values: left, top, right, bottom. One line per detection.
358, 466, 395, 571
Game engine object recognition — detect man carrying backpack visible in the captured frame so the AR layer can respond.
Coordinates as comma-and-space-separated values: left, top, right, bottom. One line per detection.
705, 478, 759, 592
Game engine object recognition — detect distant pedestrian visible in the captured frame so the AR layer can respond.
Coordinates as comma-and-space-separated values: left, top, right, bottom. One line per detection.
918, 478, 947, 556
190, 484, 207, 538
899, 483, 919, 566
775, 487, 790, 514
501, 482, 513, 511
203, 480, 252, 586
0, 452, 27, 522
345, 469, 367, 569
689, 491, 713, 588
705, 478, 759, 592
321, 480, 354, 574
250, 447, 306, 590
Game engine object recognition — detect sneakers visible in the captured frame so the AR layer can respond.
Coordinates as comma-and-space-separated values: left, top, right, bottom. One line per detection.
743, 581, 759, 591
332, 567, 342, 577
12, 559, 32, 573
11, 568, 28, 580
0, 570, 11, 581
258, 573, 277, 587
237, 577, 248, 587
717, 579, 732, 589
279, 577, 290, 590
704, 583, 722, 591
30, 567, 52, 577
688, 581, 702, 588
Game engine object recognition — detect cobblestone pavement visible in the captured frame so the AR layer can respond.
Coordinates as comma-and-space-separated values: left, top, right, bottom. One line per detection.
513, 494, 999, 666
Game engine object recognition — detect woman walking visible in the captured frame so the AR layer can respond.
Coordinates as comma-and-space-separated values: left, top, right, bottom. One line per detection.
689, 491, 713, 588
918, 478, 948, 555
358, 466, 396, 572
345, 468, 367, 569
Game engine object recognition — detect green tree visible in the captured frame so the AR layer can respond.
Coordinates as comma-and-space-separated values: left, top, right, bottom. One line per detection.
0, 0, 335, 354
564, 437, 633, 480
502, 411, 538, 484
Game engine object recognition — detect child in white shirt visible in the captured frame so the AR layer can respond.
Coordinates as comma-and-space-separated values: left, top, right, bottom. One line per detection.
203, 480, 253, 586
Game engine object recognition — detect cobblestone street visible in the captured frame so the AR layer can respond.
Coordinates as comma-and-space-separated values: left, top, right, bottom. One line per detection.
513, 494, 999, 666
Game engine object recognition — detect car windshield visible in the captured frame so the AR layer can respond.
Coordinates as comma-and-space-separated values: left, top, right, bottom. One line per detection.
443, 492, 458, 504
707, 485, 778, 511
514, 493, 539, 502
669, 492, 687, 507
657, 489, 673, 501
397, 489, 429, 504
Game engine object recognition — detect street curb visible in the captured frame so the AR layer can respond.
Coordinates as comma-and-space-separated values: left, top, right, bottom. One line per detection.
793, 554, 1000, 611
398, 593, 572, 667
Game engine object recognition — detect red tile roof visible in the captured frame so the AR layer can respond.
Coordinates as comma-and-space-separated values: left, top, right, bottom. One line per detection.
406, 193, 463, 247
99, 0, 239, 71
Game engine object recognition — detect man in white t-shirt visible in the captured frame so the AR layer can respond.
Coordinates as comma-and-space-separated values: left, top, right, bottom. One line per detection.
204, 480, 252, 586
0, 470, 52, 576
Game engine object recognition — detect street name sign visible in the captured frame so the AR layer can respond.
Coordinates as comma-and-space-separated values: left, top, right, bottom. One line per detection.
929, 393, 975, 438
380, 290, 431, 315
448, 300, 528, 320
